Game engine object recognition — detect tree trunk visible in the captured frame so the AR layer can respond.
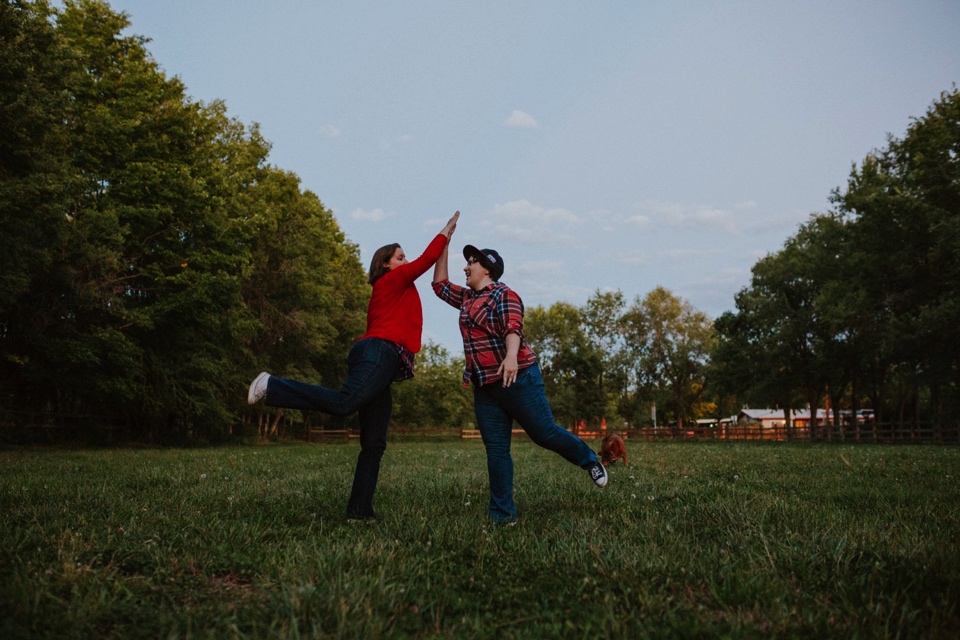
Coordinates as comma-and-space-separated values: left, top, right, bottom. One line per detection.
781, 404, 794, 441
808, 394, 820, 442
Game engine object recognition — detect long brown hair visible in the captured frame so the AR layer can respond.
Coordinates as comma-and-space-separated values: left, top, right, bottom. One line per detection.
368, 243, 401, 285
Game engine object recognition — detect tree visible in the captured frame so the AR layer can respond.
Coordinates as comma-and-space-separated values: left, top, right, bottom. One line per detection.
525, 301, 598, 425
0, 0, 77, 422
390, 342, 472, 429
833, 87, 960, 426
0, 0, 368, 443
713, 87, 960, 432
623, 287, 714, 429
581, 290, 629, 421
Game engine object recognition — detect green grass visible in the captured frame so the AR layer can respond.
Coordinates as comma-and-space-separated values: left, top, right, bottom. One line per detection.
1, 441, 958, 639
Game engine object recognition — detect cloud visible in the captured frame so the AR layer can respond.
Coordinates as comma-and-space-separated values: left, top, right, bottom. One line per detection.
629, 198, 810, 238
664, 247, 729, 260
741, 208, 810, 234
512, 260, 566, 279
625, 215, 653, 229
374, 135, 413, 151
504, 110, 538, 129
489, 199, 579, 226
318, 124, 341, 137
678, 267, 757, 318
622, 253, 651, 266
635, 199, 739, 234
491, 224, 577, 245
505, 275, 593, 307
482, 200, 580, 245
350, 208, 392, 222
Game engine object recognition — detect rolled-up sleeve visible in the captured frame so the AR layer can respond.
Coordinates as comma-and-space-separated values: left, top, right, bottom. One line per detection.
498, 289, 525, 339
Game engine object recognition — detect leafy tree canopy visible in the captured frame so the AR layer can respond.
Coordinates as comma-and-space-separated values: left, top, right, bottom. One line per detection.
0, 0, 368, 443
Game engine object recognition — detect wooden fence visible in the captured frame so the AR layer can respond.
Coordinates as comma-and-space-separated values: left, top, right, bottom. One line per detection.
563, 422, 960, 444
3, 409, 954, 445
302, 422, 960, 444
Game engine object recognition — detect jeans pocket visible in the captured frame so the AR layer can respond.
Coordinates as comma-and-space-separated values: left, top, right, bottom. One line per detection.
350, 338, 385, 367
513, 365, 535, 388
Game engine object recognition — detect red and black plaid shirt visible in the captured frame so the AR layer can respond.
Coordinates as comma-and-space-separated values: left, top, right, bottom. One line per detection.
433, 279, 537, 387
395, 344, 415, 382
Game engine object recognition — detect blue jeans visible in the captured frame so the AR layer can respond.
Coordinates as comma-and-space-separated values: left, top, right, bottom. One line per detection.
473, 363, 600, 523
265, 338, 400, 519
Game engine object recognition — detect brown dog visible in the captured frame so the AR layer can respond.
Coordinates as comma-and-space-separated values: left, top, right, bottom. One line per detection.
598, 434, 628, 466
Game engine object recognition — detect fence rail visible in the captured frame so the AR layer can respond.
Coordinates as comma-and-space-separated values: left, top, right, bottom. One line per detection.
568, 422, 960, 444
2, 410, 957, 445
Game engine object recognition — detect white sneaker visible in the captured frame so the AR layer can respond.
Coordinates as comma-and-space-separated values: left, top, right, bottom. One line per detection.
247, 372, 270, 405
588, 462, 608, 488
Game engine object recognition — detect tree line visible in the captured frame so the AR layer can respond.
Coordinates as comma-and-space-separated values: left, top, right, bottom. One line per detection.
2, 1, 957, 443
713, 86, 960, 434
520, 87, 960, 434
1, 0, 369, 443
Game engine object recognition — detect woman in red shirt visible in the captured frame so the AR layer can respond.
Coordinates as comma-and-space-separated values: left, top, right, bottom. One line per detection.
248, 211, 459, 520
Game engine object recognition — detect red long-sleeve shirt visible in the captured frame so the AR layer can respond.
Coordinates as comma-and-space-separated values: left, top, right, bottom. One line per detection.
361, 233, 448, 355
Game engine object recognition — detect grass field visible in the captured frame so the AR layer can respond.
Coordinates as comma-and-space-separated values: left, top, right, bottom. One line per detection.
1, 440, 958, 639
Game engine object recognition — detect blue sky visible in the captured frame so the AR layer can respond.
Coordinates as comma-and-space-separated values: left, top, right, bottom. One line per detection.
104, 0, 960, 353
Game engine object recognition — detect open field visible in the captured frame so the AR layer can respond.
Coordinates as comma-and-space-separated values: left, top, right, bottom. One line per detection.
1, 441, 958, 639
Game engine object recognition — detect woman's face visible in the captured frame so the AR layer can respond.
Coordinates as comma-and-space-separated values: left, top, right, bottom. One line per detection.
384, 247, 407, 271
463, 256, 487, 290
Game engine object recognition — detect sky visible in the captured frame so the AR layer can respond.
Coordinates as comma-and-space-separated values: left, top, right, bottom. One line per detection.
100, 0, 960, 354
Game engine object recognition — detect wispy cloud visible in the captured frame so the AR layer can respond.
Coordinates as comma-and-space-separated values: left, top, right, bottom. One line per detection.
492, 224, 576, 245
621, 253, 651, 266
663, 247, 729, 260
512, 260, 566, 279
489, 199, 579, 226
635, 199, 739, 234
351, 208, 393, 222
504, 110, 538, 129
625, 214, 653, 229
482, 200, 579, 245
318, 124, 341, 137
505, 275, 593, 307
741, 208, 811, 234
377, 134, 414, 152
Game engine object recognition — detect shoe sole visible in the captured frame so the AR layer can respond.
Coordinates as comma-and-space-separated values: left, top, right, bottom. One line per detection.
247, 372, 269, 405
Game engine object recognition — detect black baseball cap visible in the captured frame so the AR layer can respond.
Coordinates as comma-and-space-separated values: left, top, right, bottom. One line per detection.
463, 245, 504, 281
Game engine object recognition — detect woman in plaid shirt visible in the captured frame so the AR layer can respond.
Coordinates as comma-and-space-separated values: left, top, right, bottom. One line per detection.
433, 240, 608, 525
247, 212, 460, 521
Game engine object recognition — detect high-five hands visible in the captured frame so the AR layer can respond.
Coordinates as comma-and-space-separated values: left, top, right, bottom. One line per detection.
442, 211, 460, 239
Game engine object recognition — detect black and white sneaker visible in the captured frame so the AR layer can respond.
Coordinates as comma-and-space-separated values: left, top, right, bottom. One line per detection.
247, 372, 270, 405
346, 516, 377, 524
588, 461, 608, 488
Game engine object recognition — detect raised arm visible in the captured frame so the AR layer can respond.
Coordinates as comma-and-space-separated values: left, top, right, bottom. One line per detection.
440, 210, 459, 241
431, 211, 467, 309
390, 211, 460, 285
433, 211, 458, 284
433, 234, 450, 284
